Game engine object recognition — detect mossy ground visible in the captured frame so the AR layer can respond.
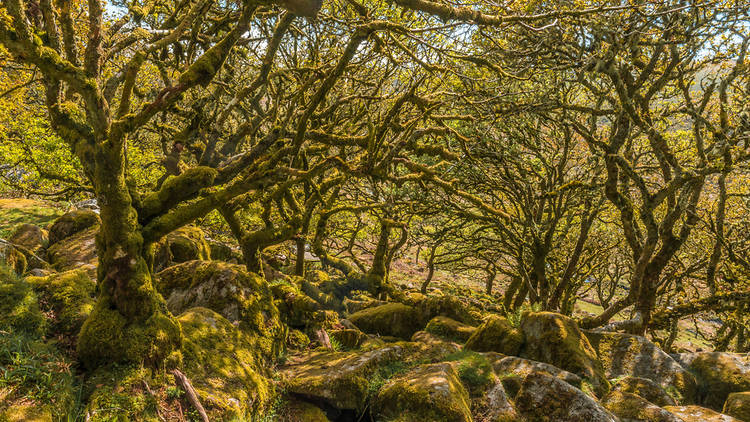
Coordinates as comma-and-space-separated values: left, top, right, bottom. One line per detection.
0, 199, 62, 238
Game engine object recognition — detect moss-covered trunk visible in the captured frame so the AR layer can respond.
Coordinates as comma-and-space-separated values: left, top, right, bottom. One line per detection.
76, 151, 180, 368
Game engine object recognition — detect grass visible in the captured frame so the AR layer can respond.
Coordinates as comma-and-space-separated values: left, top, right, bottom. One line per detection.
0, 198, 63, 238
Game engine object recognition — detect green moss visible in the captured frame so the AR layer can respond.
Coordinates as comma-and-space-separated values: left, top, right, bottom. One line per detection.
47, 209, 100, 246
156, 261, 285, 364
0, 331, 75, 418
8, 223, 48, 253
76, 296, 182, 369
84, 365, 160, 422
0, 266, 46, 336
271, 281, 321, 328
723, 391, 750, 421
329, 329, 368, 350
444, 350, 495, 395
0, 404, 53, 422
464, 315, 523, 355
178, 307, 272, 418
348, 303, 423, 340
425, 316, 476, 343
26, 269, 95, 338
414, 295, 482, 326
277, 398, 330, 422
684, 352, 750, 410
280, 346, 404, 410
373, 363, 472, 422
46, 225, 98, 276
0, 243, 27, 275
664, 405, 740, 422
611, 376, 676, 407
519, 312, 609, 397
602, 391, 675, 421
153, 227, 211, 271
286, 329, 311, 350
0, 200, 62, 239
140, 167, 218, 219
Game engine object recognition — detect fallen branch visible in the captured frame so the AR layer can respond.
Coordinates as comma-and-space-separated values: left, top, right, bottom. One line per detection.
172, 369, 209, 422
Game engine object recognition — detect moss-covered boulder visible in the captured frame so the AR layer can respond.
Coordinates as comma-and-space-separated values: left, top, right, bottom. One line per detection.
47, 209, 100, 246
286, 328, 312, 350
413, 294, 482, 326
271, 281, 322, 328
156, 260, 284, 363
425, 316, 476, 343
348, 303, 423, 340
153, 226, 210, 272
278, 398, 331, 421
473, 380, 522, 422
464, 315, 522, 355
330, 328, 368, 349
8, 223, 48, 255
663, 405, 742, 422
372, 362, 472, 422
602, 391, 682, 422
520, 312, 608, 396
0, 241, 27, 275
207, 238, 241, 263
0, 267, 46, 336
675, 352, 750, 410
46, 225, 98, 278
26, 269, 96, 339
586, 330, 697, 404
489, 355, 583, 397
723, 391, 750, 421
279, 345, 404, 410
178, 307, 272, 418
515, 372, 618, 422
612, 376, 676, 407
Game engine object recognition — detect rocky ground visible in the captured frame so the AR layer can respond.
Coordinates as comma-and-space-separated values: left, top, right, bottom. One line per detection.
1, 200, 750, 421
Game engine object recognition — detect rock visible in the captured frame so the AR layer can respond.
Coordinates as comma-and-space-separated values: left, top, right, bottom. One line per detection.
723, 392, 750, 421
46, 226, 98, 278
675, 352, 750, 410
156, 260, 284, 363
413, 294, 482, 326
663, 405, 742, 422
8, 223, 47, 253
602, 391, 682, 422
286, 328, 311, 350
330, 329, 368, 349
0, 266, 46, 336
271, 281, 322, 328
515, 372, 619, 422
464, 315, 523, 355
372, 362, 472, 422
489, 355, 582, 397
47, 209, 100, 246
280, 345, 404, 410
585, 330, 696, 403
473, 380, 522, 422
207, 238, 241, 263
26, 269, 96, 338
348, 302, 423, 340
520, 312, 609, 396
0, 241, 26, 275
153, 226, 211, 271
178, 307, 273, 417
72, 199, 99, 212
278, 398, 331, 421
611, 376, 676, 407
425, 316, 476, 342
